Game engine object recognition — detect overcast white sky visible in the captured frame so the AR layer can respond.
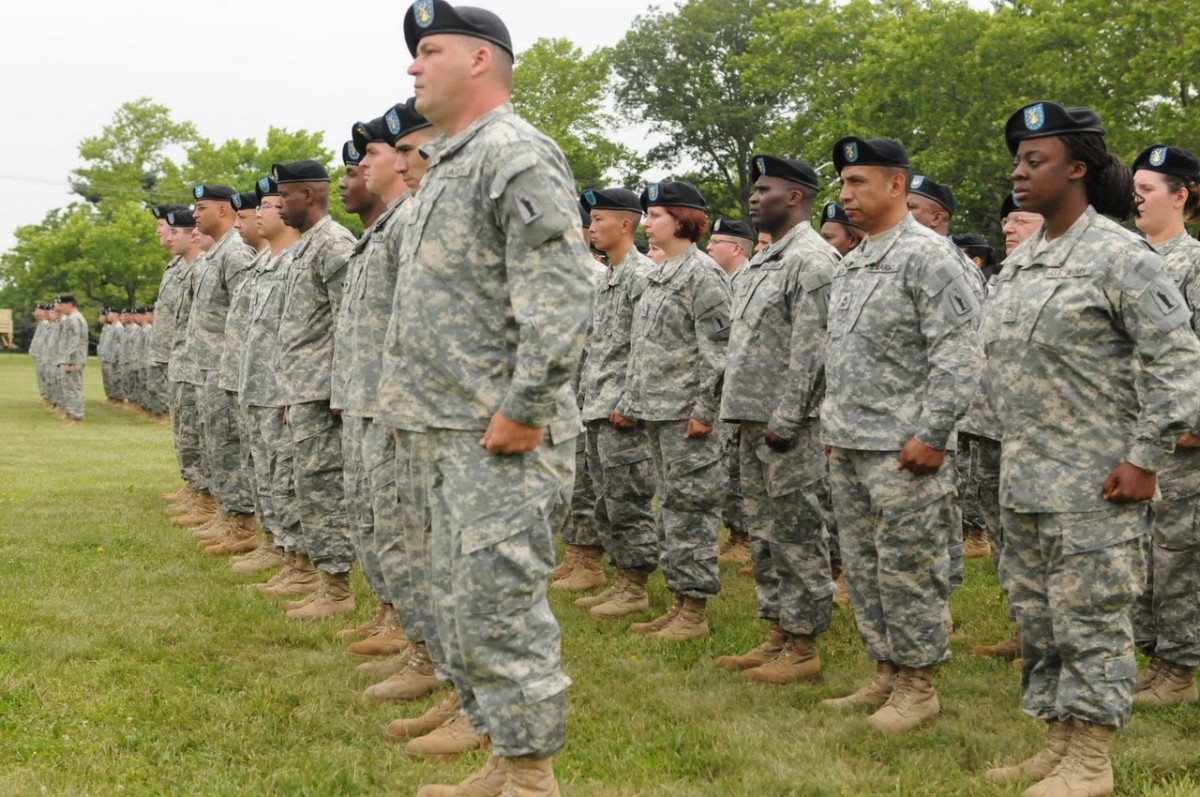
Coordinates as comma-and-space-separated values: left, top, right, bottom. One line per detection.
0, 0, 655, 254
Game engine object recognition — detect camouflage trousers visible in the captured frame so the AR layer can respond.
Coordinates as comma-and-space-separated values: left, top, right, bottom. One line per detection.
341, 415, 391, 603
383, 428, 439, 668
119, 363, 138, 404
741, 421, 833, 637
145, 363, 169, 415
819, 472, 840, 566
286, 400, 351, 574
559, 430, 600, 546
828, 447, 955, 669
424, 429, 573, 758
58, 365, 84, 420
199, 373, 253, 515
645, 420, 723, 600
100, 361, 117, 400
584, 419, 658, 574
34, 357, 48, 400
1002, 505, 1148, 729
247, 404, 302, 551
1132, 460, 1200, 668
723, 426, 746, 536
171, 380, 206, 490
969, 435, 1010, 621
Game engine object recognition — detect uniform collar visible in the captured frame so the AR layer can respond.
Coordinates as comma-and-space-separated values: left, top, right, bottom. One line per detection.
1152, 230, 1192, 258
851, 213, 912, 268
1009, 206, 1095, 270
425, 103, 514, 165
648, 243, 697, 284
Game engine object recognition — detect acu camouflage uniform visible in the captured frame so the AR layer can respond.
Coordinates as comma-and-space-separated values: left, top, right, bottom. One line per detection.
55, 309, 89, 420
823, 214, 982, 670
148, 255, 183, 413
97, 321, 117, 399
983, 207, 1200, 728
165, 255, 206, 491
386, 104, 591, 758
721, 221, 838, 637
276, 214, 355, 575
30, 318, 49, 401
618, 243, 731, 601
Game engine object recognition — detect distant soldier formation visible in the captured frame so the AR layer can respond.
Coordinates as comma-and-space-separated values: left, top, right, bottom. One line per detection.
23, 2, 1200, 796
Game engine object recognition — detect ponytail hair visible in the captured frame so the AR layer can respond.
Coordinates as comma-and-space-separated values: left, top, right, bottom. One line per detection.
1061, 132, 1135, 220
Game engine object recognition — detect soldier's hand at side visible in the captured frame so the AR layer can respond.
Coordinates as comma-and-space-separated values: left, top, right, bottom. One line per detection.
481, 411, 544, 455
823, 445, 832, 459
1178, 433, 1200, 449
609, 412, 636, 431
685, 418, 714, 438
64, 365, 76, 373
764, 427, 793, 452
730, 424, 740, 446
330, 408, 342, 419
1102, 461, 1157, 502
898, 437, 945, 475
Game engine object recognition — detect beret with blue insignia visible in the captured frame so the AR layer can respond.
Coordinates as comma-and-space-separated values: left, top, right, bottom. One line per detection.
820, 202, 862, 229
351, 117, 386, 155
231, 192, 260, 211
751, 154, 819, 191
908, 175, 956, 215
832, 136, 910, 173
167, 208, 196, 228
1132, 145, 1200, 181
711, 218, 755, 242
579, 187, 642, 216
404, 0, 514, 60
55, 294, 76, 305
342, 140, 364, 166
640, 181, 706, 212
272, 160, 330, 184
150, 203, 187, 220
1004, 101, 1105, 155
254, 176, 279, 200
382, 98, 433, 147
192, 184, 236, 203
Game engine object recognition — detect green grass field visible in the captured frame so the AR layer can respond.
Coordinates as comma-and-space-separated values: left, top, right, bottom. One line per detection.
1, 355, 1198, 796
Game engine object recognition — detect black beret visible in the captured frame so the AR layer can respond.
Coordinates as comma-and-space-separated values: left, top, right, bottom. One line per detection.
640, 181, 706, 212
711, 218, 755, 242
833, 136, 910, 172
231, 192, 260, 211
254, 176, 280, 200
1004, 101, 1105, 155
382, 98, 433, 146
192, 184, 236, 203
404, 0, 514, 60
579, 204, 592, 230
1000, 191, 1020, 220
820, 202, 862, 229
167, 208, 196, 227
751, 154, 819, 191
150, 203, 186, 220
55, 294, 76, 305
351, 117, 386, 155
580, 187, 642, 216
38, 303, 52, 311
342, 140, 364, 166
1132, 145, 1200, 181
271, 160, 330, 184
908, 175, 955, 215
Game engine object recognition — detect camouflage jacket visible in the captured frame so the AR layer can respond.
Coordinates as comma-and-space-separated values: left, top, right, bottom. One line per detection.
983, 207, 1200, 512
823, 213, 982, 451
578, 245, 655, 422
55, 311, 89, 366
275, 214, 354, 405
240, 243, 299, 408
332, 194, 409, 417
720, 221, 838, 438
380, 103, 592, 436
149, 256, 183, 365
97, 324, 118, 364
30, 320, 47, 360
218, 246, 267, 393
166, 255, 204, 384
181, 228, 255, 375
618, 244, 731, 425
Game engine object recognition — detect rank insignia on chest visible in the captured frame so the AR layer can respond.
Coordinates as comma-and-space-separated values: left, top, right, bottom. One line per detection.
1024, 103, 1045, 131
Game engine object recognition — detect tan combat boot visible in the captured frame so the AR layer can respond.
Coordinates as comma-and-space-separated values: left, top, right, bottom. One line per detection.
715, 621, 787, 671
549, 545, 580, 582
405, 711, 490, 758
500, 755, 561, 797
821, 660, 898, 709
161, 485, 191, 501
550, 545, 605, 591
745, 634, 821, 684
575, 572, 624, 609
365, 643, 442, 700
232, 544, 285, 574
287, 571, 355, 620
718, 531, 751, 564
347, 609, 408, 657
736, 565, 753, 577
357, 655, 408, 679
590, 570, 650, 619
1133, 657, 1199, 707
169, 492, 217, 527
652, 597, 709, 641
1023, 720, 1114, 797
963, 526, 991, 558
985, 719, 1073, 785
337, 603, 390, 641
255, 552, 296, 591
204, 514, 259, 556
192, 512, 231, 541
415, 755, 508, 797
262, 553, 319, 597
973, 630, 1020, 658
386, 690, 462, 741
866, 666, 939, 733
628, 595, 683, 635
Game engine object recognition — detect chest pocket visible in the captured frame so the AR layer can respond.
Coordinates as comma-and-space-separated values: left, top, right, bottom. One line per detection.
1022, 270, 1099, 347
828, 272, 882, 339
402, 183, 446, 264
250, 283, 278, 322
734, 264, 780, 320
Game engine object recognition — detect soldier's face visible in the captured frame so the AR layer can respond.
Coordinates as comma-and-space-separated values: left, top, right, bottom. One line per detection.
193, 199, 222, 236
167, 227, 190, 256
905, 194, 944, 231
643, 206, 678, 247
1133, 170, 1186, 238
1010, 137, 1084, 216
820, 221, 858, 257
395, 129, 437, 194
748, 176, 791, 232
755, 233, 771, 253
278, 184, 306, 229
838, 166, 902, 230
587, 209, 634, 253
1001, 211, 1043, 254
362, 142, 400, 198
409, 35, 473, 126
257, 199, 285, 239
337, 165, 373, 215
155, 219, 171, 248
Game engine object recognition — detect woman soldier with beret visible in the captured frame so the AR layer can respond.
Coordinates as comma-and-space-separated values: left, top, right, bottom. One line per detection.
1128, 144, 1200, 708
981, 101, 1200, 797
